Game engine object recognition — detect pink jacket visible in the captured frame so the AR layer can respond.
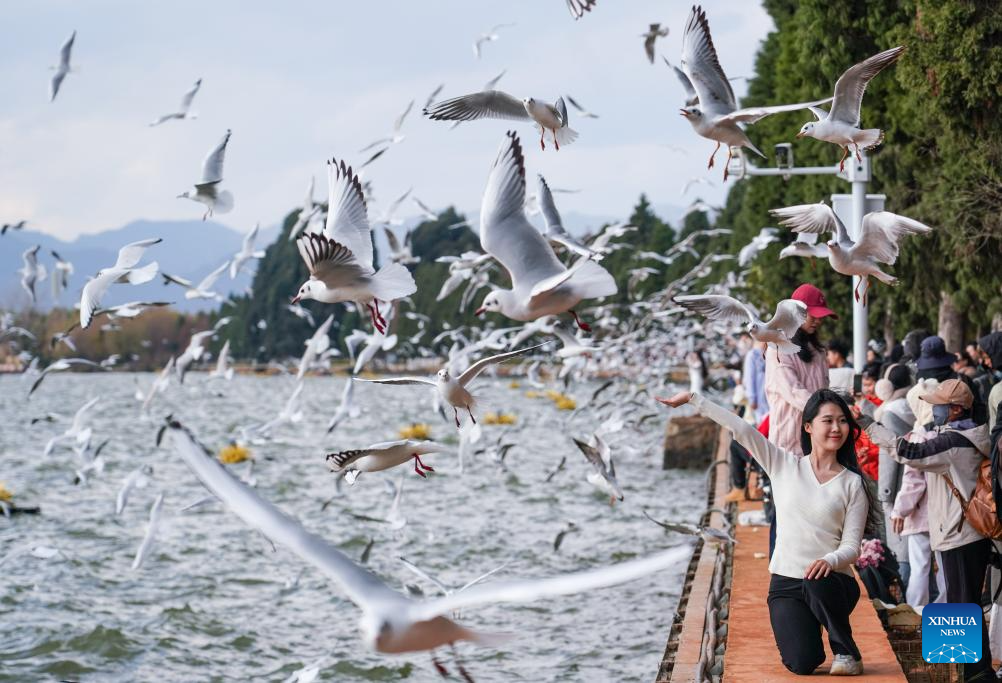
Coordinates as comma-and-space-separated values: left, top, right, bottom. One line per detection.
764, 346, 829, 456
891, 465, 929, 535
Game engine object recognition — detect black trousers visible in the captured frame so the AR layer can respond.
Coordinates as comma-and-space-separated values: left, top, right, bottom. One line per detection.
729, 439, 762, 489
940, 538, 992, 683
767, 572, 861, 675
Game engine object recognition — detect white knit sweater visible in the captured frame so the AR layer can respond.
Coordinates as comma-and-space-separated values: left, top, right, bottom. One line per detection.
691, 392, 867, 578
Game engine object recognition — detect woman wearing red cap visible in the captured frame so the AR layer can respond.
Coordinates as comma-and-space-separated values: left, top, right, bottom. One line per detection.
765, 283, 837, 456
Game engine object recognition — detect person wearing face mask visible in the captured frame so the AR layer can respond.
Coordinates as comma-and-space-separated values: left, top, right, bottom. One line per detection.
891, 379, 993, 683
655, 388, 877, 676
977, 332, 1002, 433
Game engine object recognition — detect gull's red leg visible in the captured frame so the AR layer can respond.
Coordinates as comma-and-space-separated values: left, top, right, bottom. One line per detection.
539, 129, 546, 151
414, 453, 435, 473
838, 147, 849, 172
454, 407, 461, 428
707, 141, 720, 169
552, 129, 560, 151
373, 299, 387, 327
413, 456, 427, 478
467, 406, 476, 424
569, 310, 591, 332
723, 147, 733, 182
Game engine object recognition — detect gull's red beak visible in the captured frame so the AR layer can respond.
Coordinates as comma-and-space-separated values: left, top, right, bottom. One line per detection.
474, 307, 486, 316
291, 295, 300, 304
679, 109, 689, 117
795, 131, 805, 139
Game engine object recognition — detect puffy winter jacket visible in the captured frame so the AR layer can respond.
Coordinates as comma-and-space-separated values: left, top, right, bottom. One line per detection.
892, 419, 992, 552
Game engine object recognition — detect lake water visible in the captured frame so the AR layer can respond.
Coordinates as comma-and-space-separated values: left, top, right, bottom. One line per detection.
0, 372, 704, 682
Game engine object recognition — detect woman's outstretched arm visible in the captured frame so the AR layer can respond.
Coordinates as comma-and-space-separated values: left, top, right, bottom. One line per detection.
656, 391, 793, 476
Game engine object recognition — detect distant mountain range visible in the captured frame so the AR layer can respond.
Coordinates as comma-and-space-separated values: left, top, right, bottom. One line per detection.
0, 200, 689, 314
0, 219, 279, 313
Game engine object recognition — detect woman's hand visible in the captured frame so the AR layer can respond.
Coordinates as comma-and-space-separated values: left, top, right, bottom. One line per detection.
892, 517, 904, 535
655, 391, 693, 408
803, 558, 833, 580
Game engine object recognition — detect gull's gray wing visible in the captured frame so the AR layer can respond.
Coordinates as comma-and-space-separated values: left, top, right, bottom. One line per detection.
765, 299, 808, 340
323, 159, 373, 271
672, 294, 756, 325
854, 211, 932, 265
663, 57, 698, 107
423, 90, 530, 122
829, 46, 905, 126
536, 174, 566, 237
480, 132, 565, 291
199, 129, 231, 185
566, 0, 597, 20
179, 78, 202, 113
458, 342, 547, 387
167, 419, 405, 610
297, 233, 366, 286
114, 238, 162, 269
770, 202, 850, 243
720, 97, 834, 125
351, 376, 436, 387
681, 6, 735, 113
409, 545, 690, 621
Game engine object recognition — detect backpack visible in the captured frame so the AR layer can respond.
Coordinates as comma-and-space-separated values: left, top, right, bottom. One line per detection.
942, 454, 1002, 540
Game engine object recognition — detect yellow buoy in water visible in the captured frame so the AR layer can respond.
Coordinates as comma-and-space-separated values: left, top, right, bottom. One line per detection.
545, 389, 563, 401
483, 412, 517, 425
0, 483, 12, 502
399, 423, 431, 440
555, 396, 577, 411
219, 443, 251, 464
524, 390, 542, 399
508, 380, 521, 389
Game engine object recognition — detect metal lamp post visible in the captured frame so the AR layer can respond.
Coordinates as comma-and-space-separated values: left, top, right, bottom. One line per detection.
726, 146, 881, 368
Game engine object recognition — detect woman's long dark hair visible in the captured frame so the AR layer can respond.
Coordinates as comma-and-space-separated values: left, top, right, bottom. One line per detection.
792, 327, 824, 364
799, 389, 881, 537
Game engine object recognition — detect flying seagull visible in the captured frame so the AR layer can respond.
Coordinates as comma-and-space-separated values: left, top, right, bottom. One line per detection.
165, 418, 690, 667
676, 6, 832, 179
795, 46, 906, 171
150, 78, 202, 126
230, 223, 266, 278
425, 92, 578, 151
672, 294, 807, 354
49, 31, 76, 102
537, 174, 603, 260
80, 238, 161, 329
473, 23, 515, 60
353, 343, 546, 428
177, 129, 234, 220
641, 23, 670, 64
292, 159, 417, 334
474, 132, 617, 330
770, 201, 932, 304
19, 245, 47, 305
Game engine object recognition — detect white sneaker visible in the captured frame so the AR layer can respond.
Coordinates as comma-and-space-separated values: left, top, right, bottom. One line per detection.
829, 654, 864, 676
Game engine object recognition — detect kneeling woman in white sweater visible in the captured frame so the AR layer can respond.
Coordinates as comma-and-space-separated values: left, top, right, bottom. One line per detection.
657, 388, 878, 677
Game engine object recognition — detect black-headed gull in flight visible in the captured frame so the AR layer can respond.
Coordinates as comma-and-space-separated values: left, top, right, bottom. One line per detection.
230, 223, 266, 278
642, 23, 670, 64
573, 433, 624, 504
178, 130, 234, 220
353, 343, 546, 428
770, 201, 931, 304
292, 160, 417, 334
150, 78, 202, 126
50, 31, 76, 102
19, 245, 47, 305
795, 46, 905, 171
425, 92, 578, 151
474, 132, 617, 331
327, 439, 446, 483
166, 418, 690, 675
677, 6, 832, 179
672, 294, 807, 354
80, 238, 161, 329
162, 261, 230, 301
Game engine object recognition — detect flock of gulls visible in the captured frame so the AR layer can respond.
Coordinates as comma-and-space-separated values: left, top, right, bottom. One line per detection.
5, 3, 935, 681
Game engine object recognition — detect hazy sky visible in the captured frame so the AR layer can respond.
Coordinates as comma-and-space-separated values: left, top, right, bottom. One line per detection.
0, 1, 774, 240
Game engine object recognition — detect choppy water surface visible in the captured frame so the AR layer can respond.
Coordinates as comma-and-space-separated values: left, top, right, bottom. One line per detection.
0, 373, 703, 682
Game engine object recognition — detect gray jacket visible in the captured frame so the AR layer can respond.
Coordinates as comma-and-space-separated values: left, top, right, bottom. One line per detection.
892, 419, 992, 552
